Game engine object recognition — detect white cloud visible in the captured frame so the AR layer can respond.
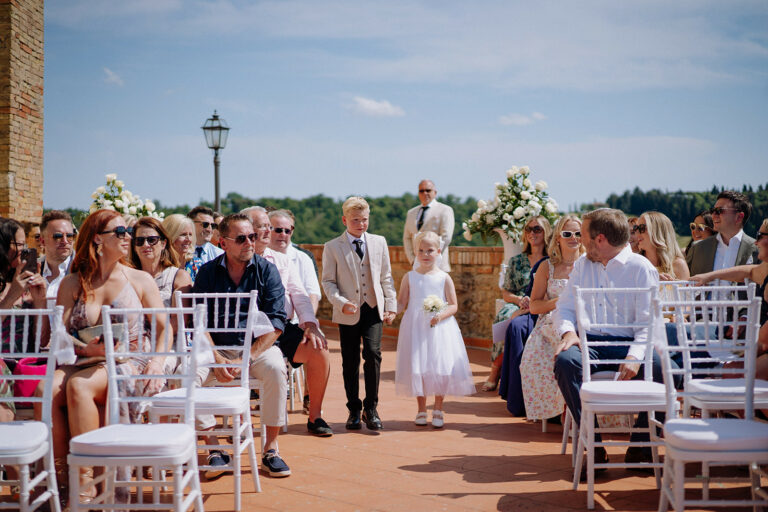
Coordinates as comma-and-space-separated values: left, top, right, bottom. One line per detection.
102, 67, 124, 86
50, 1, 768, 92
499, 112, 547, 126
350, 96, 405, 117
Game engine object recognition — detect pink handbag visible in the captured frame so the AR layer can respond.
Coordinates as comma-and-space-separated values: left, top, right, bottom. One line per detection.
12, 357, 46, 408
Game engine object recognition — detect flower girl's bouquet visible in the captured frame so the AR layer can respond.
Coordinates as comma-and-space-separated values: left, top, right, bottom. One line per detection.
423, 295, 446, 328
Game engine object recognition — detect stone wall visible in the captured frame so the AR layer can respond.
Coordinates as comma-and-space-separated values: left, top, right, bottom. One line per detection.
0, 0, 44, 222
301, 244, 504, 349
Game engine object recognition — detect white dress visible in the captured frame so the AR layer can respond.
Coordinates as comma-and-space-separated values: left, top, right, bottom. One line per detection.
395, 270, 476, 397
520, 263, 568, 420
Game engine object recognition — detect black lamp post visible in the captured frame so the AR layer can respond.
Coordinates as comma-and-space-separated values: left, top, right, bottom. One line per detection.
201, 110, 230, 212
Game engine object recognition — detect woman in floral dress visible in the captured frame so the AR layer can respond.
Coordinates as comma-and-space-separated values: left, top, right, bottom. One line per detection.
484, 216, 551, 391
520, 215, 583, 421
48, 210, 167, 503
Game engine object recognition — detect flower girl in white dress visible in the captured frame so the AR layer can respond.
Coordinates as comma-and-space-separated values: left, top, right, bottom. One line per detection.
395, 232, 475, 428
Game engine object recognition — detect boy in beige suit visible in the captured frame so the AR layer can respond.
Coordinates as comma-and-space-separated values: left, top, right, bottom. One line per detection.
322, 196, 397, 430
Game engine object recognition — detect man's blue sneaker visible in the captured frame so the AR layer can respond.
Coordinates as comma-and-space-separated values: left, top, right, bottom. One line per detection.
262, 449, 291, 477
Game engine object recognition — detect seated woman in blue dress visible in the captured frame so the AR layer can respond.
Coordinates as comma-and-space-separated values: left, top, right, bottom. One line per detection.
485, 216, 551, 391
497, 217, 552, 416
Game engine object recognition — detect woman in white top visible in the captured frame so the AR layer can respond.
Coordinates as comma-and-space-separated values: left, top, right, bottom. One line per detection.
130, 217, 192, 306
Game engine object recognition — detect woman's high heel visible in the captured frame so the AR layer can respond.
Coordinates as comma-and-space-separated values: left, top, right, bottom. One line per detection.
78, 466, 96, 503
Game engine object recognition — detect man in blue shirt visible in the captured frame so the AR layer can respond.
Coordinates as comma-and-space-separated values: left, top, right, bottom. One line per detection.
193, 212, 292, 478
188, 205, 224, 264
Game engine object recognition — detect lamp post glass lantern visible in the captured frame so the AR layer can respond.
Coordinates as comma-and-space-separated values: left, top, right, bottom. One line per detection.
201, 110, 230, 212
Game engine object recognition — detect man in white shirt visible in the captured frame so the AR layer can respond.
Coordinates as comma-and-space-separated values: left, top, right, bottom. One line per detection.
402, 179, 454, 272
268, 209, 321, 313
242, 206, 333, 437
553, 208, 662, 469
38, 210, 75, 303
188, 206, 224, 264
687, 190, 758, 279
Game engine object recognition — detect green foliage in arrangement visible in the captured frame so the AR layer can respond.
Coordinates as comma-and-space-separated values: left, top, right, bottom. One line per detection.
48, 183, 767, 247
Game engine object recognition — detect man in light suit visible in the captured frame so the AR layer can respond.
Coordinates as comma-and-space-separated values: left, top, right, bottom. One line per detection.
322, 196, 397, 431
403, 179, 454, 272
687, 190, 758, 278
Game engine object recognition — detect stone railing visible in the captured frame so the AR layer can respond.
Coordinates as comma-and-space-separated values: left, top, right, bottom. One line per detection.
300, 244, 504, 349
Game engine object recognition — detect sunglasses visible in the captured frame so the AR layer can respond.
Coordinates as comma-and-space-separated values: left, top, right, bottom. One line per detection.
710, 206, 739, 216
194, 221, 218, 230
632, 224, 647, 234
272, 227, 293, 234
757, 232, 768, 242
99, 226, 133, 238
52, 232, 76, 242
561, 231, 581, 238
689, 223, 711, 232
418, 189, 434, 193
133, 235, 162, 247
225, 233, 258, 244
524, 225, 544, 234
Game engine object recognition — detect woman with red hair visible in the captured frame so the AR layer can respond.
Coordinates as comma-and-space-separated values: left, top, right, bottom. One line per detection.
44, 209, 167, 503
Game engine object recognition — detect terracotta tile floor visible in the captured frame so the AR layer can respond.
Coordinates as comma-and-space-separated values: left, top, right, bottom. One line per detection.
191, 326, 756, 511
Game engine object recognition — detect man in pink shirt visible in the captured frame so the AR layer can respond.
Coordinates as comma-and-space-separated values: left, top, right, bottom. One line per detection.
242, 206, 333, 437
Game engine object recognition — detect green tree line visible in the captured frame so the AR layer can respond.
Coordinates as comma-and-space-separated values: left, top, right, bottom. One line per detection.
56, 183, 767, 247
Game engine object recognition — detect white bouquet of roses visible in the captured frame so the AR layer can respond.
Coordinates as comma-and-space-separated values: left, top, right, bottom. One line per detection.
89, 173, 164, 220
462, 166, 559, 243
423, 295, 446, 328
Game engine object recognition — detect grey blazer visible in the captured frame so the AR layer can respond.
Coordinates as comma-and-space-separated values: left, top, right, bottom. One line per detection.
686, 233, 758, 276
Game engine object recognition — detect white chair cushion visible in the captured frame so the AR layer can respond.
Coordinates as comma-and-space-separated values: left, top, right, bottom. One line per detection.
665, 418, 768, 451
580, 380, 666, 403
0, 421, 48, 455
152, 386, 250, 410
70, 423, 195, 457
688, 378, 768, 400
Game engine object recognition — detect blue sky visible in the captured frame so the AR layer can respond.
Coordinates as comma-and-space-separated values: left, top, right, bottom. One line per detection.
44, 0, 768, 212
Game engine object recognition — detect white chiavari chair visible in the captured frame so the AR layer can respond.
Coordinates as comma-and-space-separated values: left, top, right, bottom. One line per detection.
67, 304, 204, 511
657, 293, 768, 511
0, 306, 63, 512
571, 286, 666, 509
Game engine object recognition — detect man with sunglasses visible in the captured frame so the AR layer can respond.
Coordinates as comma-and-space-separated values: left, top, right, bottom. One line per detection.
686, 191, 758, 279
187, 205, 224, 264
403, 179, 454, 272
193, 212, 294, 477
553, 208, 663, 473
39, 210, 75, 303
242, 206, 333, 437
268, 209, 322, 312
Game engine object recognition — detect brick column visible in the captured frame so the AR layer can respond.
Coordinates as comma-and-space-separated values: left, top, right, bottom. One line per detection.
0, 0, 44, 222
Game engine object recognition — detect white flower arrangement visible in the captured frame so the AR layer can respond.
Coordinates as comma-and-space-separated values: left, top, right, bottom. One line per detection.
89, 173, 164, 220
423, 294, 446, 328
423, 294, 446, 313
463, 166, 559, 243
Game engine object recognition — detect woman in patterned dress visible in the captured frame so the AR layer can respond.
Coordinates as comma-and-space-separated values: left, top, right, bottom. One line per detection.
520, 215, 584, 422
46, 210, 167, 502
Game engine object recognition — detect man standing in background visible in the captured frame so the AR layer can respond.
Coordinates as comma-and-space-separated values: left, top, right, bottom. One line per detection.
403, 179, 454, 272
